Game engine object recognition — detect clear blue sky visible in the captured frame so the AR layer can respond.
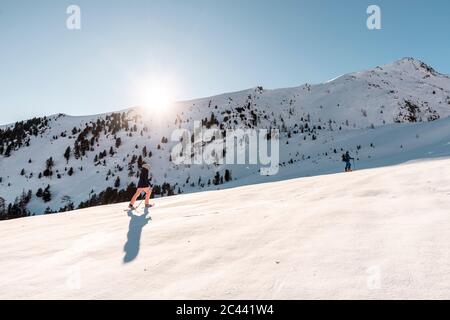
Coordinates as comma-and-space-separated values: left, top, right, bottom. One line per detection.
1, 0, 449, 124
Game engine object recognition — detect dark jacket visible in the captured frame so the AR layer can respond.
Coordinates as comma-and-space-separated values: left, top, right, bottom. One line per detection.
343, 153, 354, 162
137, 167, 150, 188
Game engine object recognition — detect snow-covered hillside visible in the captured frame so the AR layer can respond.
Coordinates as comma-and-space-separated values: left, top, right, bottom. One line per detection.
1, 57, 450, 217
1, 157, 450, 299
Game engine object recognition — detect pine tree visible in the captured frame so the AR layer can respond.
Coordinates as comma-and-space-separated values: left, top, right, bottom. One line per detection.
44, 157, 54, 177
0, 197, 5, 216
26, 190, 32, 202
19, 190, 28, 213
42, 185, 51, 203
114, 176, 121, 188
115, 137, 122, 148
224, 169, 232, 182
213, 172, 221, 185
74, 142, 81, 159
64, 146, 71, 163
142, 146, 148, 157
5, 144, 12, 157
46, 157, 54, 169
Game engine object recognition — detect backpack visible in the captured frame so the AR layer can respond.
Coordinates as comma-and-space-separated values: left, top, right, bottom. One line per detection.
342, 154, 347, 162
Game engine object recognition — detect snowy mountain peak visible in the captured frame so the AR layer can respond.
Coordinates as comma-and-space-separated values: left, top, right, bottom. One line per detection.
378, 57, 442, 77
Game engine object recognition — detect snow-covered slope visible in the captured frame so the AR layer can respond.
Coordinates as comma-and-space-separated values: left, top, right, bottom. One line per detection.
1, 57, 450, 216
1, 157, 450, 299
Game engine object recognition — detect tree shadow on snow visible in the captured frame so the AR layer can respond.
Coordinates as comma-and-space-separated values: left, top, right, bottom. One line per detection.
123, 207, 151, 264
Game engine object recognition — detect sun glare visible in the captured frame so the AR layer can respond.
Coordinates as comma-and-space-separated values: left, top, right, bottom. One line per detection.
134, 75, 178, 116
139, 84, 173, 112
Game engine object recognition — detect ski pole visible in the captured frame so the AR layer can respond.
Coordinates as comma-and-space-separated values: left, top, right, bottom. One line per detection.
352, 159, 355, 170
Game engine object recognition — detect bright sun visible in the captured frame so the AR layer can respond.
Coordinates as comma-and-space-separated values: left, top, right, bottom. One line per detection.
140, 85, 173, 112
135, 78, 176, 115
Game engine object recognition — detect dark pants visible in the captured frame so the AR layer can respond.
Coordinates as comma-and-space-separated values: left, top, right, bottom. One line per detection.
345, 161, 351, 170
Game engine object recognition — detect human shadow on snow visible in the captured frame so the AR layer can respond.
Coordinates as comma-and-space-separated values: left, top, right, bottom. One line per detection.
123, 207, 151, 264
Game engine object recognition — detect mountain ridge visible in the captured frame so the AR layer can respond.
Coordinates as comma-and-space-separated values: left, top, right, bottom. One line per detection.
2, 57, 447, 128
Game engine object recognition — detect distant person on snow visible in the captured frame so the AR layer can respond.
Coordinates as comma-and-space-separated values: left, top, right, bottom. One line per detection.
342, 151, 354, 172
129, 163, 152, 209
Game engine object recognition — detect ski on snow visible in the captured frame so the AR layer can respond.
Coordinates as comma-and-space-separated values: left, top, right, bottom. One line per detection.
124, 203, 156, 212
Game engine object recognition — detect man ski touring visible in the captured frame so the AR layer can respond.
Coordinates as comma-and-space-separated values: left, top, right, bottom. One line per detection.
342, 151, 354, 172
129, 163, 153, 210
